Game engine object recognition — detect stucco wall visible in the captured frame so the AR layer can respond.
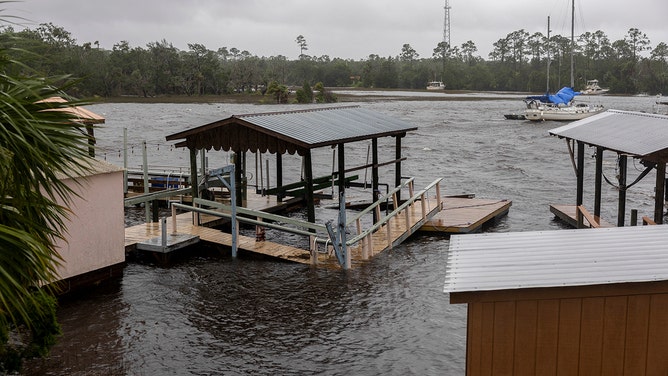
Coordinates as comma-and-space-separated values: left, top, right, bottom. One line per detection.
53, 168, 125, 281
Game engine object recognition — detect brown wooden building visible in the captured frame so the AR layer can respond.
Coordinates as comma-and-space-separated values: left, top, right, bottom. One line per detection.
445, 225, 668, 375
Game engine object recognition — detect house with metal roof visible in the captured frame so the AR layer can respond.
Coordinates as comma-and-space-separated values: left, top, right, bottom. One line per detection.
165, 106, 417, 223
444, 225, 668, 374
549, 110, 668, 227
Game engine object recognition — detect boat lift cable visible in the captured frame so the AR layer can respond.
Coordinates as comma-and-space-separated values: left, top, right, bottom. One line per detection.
602, 161, 655, 190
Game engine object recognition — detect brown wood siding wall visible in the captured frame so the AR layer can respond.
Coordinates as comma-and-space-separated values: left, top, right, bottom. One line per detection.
465, 293, 668, 375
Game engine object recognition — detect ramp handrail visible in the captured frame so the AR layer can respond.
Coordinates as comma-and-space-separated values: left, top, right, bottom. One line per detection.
346, 178, 442, 246
345, 177, 415, 226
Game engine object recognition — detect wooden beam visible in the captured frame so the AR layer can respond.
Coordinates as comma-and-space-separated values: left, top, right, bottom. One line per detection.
189, 148, 198, 202
396, 135, 402, 202
576, 141, 585, 228
618, 154, 627, 227
577, 205, 601, 228
276, 152, 283, 201
304, 150, 315, 224
594, 146, 603, 218
654, 162, 665, 224
372, 137, 379, 223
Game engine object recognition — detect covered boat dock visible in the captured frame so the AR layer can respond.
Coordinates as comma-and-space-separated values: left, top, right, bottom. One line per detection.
549, 110, 668, 227
165, 105, 416, 223
158, 106, 446, 268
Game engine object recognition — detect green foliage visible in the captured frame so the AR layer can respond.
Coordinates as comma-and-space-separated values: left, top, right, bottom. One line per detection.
266, 80, 289, 103
313, 82, 337, 103
1, 23, 667, 96
295, 81, 313, 103
0, 35, 93, 370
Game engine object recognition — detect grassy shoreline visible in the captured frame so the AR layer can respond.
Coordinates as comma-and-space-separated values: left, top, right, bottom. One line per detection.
91, 89, 529, 105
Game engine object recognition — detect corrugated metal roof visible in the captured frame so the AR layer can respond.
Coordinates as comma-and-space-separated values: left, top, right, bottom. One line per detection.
235, 106, 416, 147
444, 225, 668, 293
548, 110, 668, 156
165, 106, 417, 154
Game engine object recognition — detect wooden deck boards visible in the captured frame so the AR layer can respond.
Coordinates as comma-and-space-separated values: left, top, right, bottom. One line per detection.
125, 193, 510, 268
550, 204, 613, 228
421, 197, 512, 234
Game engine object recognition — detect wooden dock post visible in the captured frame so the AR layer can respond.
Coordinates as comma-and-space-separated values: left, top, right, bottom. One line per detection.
172, 205, 177, 234
309, 235, 317, 265
421, 193, 427, 219
142, 140, 150, 223
161, 217, 167, 249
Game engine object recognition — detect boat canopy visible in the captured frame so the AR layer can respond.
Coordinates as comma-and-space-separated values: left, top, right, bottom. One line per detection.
525, 87, 581, 104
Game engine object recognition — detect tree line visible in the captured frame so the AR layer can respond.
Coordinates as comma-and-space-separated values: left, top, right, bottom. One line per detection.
0, 23, 666, 98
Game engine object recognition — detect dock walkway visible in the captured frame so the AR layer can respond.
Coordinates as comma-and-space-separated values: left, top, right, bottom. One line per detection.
125, 193, 511, 268
422, 197, 512, 233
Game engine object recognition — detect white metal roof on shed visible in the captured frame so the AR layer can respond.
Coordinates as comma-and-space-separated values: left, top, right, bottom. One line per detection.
549, 110, 668, 156
443, 225, 668, 294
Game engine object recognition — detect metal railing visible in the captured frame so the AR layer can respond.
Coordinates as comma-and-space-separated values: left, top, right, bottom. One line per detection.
167, 178, 443, 268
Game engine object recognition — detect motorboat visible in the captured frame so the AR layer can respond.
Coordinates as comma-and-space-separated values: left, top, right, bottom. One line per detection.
581, 79, 609, 95
426, 81, 445, 90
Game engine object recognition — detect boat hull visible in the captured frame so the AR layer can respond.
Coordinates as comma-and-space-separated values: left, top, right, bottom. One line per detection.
525, 105, 604, 121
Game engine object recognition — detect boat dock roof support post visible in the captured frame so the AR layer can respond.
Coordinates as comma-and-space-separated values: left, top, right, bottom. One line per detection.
594, 146, 603, 218
576, 141, 585, 228
338, 143, 345, 194
234, 151, 243, 206
617, 155, 628, 227
189, 148, 199, 224
217, 165, 237, 256
276, 153, 283, 202
372, 138, 379, 223
655, 162, 665, 224
395, 136, 402, 202
304, 149, 316, 224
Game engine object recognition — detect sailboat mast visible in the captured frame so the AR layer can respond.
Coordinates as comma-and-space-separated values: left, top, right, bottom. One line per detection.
570, 0, 575, 88
546, 16, 551, 93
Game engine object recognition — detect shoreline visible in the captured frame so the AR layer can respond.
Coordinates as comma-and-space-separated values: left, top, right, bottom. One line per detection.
91, 89, 535, 105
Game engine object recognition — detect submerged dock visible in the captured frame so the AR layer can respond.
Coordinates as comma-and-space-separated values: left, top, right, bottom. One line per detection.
125, 190, 511, 267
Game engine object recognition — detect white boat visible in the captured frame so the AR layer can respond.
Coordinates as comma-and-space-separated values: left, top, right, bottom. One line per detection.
524, 0, 604, 122
581, 79, 609, 95
426, 81, 445, 90
525, 98, 604, 121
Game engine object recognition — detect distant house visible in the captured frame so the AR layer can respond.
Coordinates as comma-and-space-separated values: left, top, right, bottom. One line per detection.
52, 159, 125, 291
444, 225, 668, 375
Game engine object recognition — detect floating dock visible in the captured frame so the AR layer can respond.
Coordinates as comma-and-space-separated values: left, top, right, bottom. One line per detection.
421, 197, 512, 234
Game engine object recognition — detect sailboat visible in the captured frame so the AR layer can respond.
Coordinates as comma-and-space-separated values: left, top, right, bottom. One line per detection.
524, 1, 604, 122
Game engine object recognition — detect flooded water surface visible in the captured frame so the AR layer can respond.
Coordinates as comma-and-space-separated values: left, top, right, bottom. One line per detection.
23, 93, 661, 375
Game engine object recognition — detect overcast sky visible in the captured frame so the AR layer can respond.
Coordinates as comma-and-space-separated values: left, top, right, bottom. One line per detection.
7, 0, 668, 60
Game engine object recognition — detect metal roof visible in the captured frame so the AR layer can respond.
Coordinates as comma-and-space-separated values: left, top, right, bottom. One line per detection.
444, 225, 668, 294
166, 106, 417, 155
548, 110, 668, 157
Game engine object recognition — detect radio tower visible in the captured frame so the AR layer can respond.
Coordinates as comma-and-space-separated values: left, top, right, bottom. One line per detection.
443, 0, 451, 47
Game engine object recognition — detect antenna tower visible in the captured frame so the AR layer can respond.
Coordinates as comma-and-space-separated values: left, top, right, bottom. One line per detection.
443, 0, 451, 47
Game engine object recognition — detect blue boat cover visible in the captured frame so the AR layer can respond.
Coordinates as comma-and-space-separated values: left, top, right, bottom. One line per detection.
525, 87, 581, 104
